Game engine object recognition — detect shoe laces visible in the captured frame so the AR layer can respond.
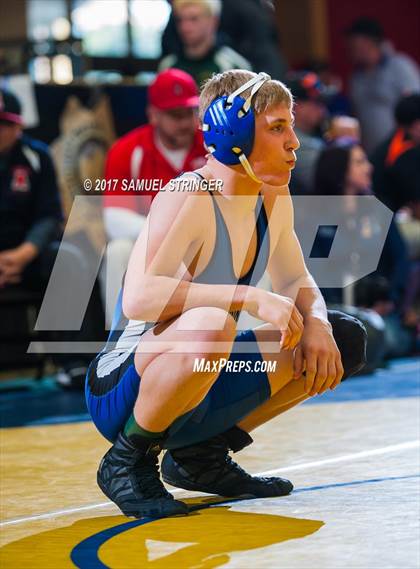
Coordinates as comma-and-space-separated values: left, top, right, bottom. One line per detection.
178, 443, 253, 483
131, 452, 171, 499
222, 455, 253, 480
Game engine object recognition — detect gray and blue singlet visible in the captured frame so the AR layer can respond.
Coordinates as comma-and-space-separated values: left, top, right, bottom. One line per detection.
86, 173, 272, 447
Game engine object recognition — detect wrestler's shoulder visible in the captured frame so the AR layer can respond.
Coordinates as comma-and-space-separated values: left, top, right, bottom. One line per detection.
150, 173, 213, 214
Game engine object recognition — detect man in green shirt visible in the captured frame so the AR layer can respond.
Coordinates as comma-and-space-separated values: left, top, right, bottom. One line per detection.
159, 0, 252, 88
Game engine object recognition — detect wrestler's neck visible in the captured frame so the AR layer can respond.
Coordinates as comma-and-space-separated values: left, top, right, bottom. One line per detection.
200, 156, 288, 196
201, 156, 261, 196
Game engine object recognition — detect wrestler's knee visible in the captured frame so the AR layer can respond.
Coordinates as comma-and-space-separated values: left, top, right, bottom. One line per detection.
328, 309, 367, 379
177, 306, 237, 347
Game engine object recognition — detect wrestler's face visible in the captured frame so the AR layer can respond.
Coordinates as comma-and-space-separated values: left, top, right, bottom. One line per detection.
249, 103, 300, 186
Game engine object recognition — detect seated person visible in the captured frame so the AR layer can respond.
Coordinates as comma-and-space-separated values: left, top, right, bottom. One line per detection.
0, 88, 103, 387
371, 94, 420, 217
306, 59, 351, 116
324, 115, 361, 146
159, 0, 252, 87
287, 73, 327, 195
311, 142, 414, 359
102, 69, 206, 325
0, 89, 62, 290
354, 275, 417, 359
371, 96, 420, 353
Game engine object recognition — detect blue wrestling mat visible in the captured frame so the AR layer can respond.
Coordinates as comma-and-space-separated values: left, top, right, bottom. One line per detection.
0, 358, 418, 428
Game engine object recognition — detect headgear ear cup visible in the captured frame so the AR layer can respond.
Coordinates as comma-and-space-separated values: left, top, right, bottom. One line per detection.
202, 73, 271, 182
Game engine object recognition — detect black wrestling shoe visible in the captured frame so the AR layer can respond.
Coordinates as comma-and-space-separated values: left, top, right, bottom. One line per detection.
97, 432, 189, 518
161, 427, 293, 498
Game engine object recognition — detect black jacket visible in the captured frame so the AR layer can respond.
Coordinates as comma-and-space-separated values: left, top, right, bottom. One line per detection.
371, 134, 420, 212
0, 135, 63, 252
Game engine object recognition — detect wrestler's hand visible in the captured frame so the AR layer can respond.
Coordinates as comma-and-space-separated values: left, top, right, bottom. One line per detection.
293, 317, 344, 395
247, 290, 304, 350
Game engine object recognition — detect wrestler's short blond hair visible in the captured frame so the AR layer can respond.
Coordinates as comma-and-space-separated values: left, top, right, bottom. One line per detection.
199, 70, 293, 122
172, 0, 222, 18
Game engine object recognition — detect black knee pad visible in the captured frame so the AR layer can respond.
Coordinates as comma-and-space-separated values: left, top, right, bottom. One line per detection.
327, 309, 367, 379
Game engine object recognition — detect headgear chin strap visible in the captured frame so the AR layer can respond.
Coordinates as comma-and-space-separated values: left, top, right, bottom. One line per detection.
202, 72, 271, 183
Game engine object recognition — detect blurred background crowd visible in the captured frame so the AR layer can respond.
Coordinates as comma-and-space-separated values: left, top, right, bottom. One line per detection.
0, 0, 419, 389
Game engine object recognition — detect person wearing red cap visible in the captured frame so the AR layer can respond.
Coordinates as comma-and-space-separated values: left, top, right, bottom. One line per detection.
104, 68, 205, 218
102, 69, 206, 326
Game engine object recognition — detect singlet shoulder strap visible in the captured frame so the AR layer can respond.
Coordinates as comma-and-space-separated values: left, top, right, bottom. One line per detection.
180, 171, 219, 200
176, 171, 205, 180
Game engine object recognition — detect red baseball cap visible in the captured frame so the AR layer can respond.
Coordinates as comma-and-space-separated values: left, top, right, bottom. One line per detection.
148, 69, 199, 110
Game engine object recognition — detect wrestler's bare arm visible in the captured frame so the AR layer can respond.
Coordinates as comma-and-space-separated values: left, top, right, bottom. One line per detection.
267, 188, 344, 387
122, 185, 252, 322
266, 189, 330, 327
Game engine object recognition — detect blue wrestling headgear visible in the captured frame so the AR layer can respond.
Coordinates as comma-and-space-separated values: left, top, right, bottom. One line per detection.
202, 72, 271, 182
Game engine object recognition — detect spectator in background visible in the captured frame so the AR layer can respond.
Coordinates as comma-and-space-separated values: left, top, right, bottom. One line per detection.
159, 0, 252, 87
371, 94, 420, 349
311, 143, 414, 359
0, 88, 104, 388
324, 115, 361, 146
306, 59, 351, 117
288, 72, 327, 195
346, 18, 420, 154
102, 69, 206, 325
371, 94, 420, 216
0, 89, 62, 289
162, 0, 287, 80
